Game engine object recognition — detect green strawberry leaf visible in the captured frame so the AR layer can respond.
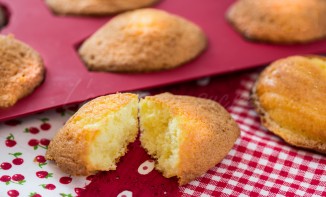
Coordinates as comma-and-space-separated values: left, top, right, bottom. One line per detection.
9, 152, 22, 158
29, 192, 36, 197
34, 146, 38, 150
46, 173, 53, 179
18, 180, 26, 185
39, 184, 46, 188
6, 133, 14, 140
40, 118, 49, 122
39, 145, 48, 150
39, 162, 47, 168
60, 193, 73, 197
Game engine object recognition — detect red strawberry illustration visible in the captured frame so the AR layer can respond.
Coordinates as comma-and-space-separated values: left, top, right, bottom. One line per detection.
28, 139, 47, 150
4, 119, 22, 126
55, 108, 66, 116
0, 162, 12, 170
86, 175, 94, 181
28, 139, 39, 147
5, 134, 17, 147
9, 152, 24, 165
12, 174, 24, 181
74, 187, 85, 195
59, 176, 72, 184
24, 127, 40, 134
40, 138, 50, 146
12, 174, 26, 185
68, 104, 79, 112
40, 118, 51, 130
29, 192, 42, 197
34, 155, 47, 168
0, 175, 11, 185
7, 190, 19, 197
36, 171, 53, 179
12, 158, 24, 165
40, 183, 56, 190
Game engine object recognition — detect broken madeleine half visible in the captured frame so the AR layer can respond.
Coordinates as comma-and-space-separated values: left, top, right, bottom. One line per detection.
252, 56, 326, 153
79, 8, 207, 72
46, 93, 139, 175
139, 93, 240, 185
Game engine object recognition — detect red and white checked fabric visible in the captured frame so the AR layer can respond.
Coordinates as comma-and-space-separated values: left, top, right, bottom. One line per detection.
180, 74, 326, 197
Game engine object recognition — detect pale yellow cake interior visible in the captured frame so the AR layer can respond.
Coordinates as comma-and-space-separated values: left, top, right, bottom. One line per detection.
84, 99, 138, 171
139, 99, 181, 178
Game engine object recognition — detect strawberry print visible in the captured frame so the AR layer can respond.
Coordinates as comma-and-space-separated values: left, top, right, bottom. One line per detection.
4, 119, 22, 126
24, 127, 40, 134
0, 175, 11, 185
86, 175, 94, 181
60, 193, 73, 197
36, 171, 53, 179
55, 107, 66, 116
12, 174, 26, 185
29, 192, 42, 197
40, 183, 56, 190
5, 133, 17, 147
7, 190, 19, 197
55, 105, 79, 116
67, 104, 79, 112
34, 155, 47, 168
59, 176, 72, 184
40, 118, 51, 131
1, 107, 91, 196
9, 152, 24, 165
0, 162, 12, 170
28, 139, 47, 150
40, 138, 50, 146
74, 187, 85, 195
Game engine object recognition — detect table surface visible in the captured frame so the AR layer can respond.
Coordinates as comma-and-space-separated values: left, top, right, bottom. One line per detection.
1, 70, 325, 197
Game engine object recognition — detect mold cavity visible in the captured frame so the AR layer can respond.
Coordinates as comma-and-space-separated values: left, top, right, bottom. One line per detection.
0, 4, 10, 30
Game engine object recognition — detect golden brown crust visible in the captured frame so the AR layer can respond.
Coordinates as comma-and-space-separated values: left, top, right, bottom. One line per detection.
45, 0, 160, 16
0, 35, 45, 108
45, 93, 138, 176
142, 93, 240, 185
226, 0, 326, 44
79, 8, 207, 72
252, 56, 326, 154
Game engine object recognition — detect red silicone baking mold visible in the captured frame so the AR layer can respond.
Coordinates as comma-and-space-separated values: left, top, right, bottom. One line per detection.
1, 0, 326, 121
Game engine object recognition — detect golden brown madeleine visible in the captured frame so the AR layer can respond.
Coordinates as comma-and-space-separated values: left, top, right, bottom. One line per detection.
45, 0, 160, 16
226, 0, 326, 44
46, 93, 139, 176
252, 56, 326, 153
79, 8, 207, 72
139, 93, 240, 185
0, 35, 45, 108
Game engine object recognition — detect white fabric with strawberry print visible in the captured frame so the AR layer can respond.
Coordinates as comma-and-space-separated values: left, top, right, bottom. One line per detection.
0, 108, 89, 197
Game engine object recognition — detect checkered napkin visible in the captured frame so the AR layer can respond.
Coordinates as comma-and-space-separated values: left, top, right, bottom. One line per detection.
180, 74, 326, 197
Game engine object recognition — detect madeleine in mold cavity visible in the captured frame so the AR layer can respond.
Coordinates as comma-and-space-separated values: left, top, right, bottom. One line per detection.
78, 8, 207, 73
227, 0, 326, 44
45, 0, 160, 15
